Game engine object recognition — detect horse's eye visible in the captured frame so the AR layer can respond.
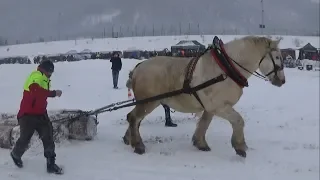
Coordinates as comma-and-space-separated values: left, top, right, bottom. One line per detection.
275, 64, 283, 71
276, 56, 280, 59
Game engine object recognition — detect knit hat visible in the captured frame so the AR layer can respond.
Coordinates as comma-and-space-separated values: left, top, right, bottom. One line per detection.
38, 60, 54, 73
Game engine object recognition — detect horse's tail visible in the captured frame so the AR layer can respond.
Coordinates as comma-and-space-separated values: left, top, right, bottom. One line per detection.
125, 70, 134, 89
126, 62, 143, 89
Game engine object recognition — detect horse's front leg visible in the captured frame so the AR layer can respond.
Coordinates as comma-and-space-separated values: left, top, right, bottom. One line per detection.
192, 111, 214, 151
216, 105, 248, 158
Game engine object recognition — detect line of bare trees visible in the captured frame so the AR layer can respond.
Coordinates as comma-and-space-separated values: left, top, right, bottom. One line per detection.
0, 36, 8, 46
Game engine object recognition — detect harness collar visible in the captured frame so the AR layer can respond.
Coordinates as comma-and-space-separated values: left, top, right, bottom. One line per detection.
210, 37, 248, 88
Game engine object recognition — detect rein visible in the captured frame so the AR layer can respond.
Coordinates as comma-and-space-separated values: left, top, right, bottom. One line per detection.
211, 36, 283, 83
230, 50, 283, 81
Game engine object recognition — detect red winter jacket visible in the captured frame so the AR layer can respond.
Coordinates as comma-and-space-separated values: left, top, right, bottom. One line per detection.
17, 69, 56, 118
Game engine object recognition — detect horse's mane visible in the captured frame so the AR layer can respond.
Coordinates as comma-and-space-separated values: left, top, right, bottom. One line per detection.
238, 36, 280, 50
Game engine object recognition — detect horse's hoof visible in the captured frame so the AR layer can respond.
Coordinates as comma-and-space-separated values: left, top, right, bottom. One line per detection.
122, 136, 129, 145
192, 138, 211, 151
198, 146, 211, 151
134, 147, 145, 155
235, 149, 246, 158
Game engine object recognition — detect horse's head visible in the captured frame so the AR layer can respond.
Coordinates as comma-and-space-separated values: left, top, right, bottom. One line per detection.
258, 39, 285, 87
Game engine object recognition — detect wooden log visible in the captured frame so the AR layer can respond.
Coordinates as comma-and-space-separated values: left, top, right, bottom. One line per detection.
67, 115, 98, 141
0, 113, 17, 126
0, 109, 98, 150
48, 109, 98, 140
0, 125, 37, 150
0, 123, 69, 150
10, 126, 40, 150
0, 125, 15, 149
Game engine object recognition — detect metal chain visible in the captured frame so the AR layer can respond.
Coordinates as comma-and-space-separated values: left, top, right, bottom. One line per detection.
52, 99, 135, 124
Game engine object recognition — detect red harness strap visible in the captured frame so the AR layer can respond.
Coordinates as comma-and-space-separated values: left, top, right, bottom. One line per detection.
210, 40, 248, 88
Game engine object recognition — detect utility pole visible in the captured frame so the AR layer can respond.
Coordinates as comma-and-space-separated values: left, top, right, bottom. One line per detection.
197, 23, 200, 35
259, 0, 265, 35
58, 12, 62, 40
135, 25, 138, 36
161, 24, 164, 36
112, 25, 114, 38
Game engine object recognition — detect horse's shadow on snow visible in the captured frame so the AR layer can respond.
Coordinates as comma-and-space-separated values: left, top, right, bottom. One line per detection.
114, 114, 197, 126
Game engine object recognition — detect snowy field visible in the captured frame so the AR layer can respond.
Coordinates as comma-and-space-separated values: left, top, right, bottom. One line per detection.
0, 35, 319, 180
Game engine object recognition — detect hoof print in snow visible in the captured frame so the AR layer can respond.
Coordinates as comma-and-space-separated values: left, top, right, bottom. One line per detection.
302, 143, 319, 150
183, 164, 204, 169
160, 151, 173, 156
283, 144, 299, 150
144, 136, 174, 144
117, 116, 197, 126
283, 143, 319, 151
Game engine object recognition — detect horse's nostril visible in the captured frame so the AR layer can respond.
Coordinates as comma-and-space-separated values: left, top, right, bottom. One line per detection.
282, 79, 286, 84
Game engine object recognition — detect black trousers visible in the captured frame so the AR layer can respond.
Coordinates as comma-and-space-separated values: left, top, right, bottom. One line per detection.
12, 114, 56, 159
162, 104, 171, 120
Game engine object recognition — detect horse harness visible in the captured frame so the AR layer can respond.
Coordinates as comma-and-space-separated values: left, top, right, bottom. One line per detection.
50, 37, 285, 123
104, 36, 283, 112
182, 36, 284, 109
182, 36, 249, 109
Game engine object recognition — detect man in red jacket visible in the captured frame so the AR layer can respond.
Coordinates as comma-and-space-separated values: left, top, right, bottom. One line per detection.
10, 60, 63, 174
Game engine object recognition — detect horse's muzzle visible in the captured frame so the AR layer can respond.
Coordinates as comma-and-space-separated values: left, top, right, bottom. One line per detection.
271, 76, 285, 87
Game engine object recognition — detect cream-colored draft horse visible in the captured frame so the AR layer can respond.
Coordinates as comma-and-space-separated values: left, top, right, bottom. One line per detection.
124, 36, 286, 157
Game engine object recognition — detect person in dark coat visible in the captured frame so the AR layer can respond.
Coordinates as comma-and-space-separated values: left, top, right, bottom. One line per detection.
110, 52, 122, 89
10, 60, 63, 175
162, 104, 177, 127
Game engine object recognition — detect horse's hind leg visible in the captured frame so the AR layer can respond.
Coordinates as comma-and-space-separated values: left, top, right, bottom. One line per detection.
216, 105, 248, 158
192, 111, 214, 151
123, 102, 160, 154
122, 115, 133, 146
123, 115, 143, 145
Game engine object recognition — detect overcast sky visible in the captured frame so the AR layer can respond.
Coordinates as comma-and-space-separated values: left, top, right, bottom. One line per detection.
0, 0, 319, 43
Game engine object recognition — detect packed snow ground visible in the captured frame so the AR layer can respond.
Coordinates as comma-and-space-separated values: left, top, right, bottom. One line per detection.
0, 59, 319, 180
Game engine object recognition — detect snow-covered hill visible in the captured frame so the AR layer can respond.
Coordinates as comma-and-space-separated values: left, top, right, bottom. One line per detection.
0, 35, 319, 58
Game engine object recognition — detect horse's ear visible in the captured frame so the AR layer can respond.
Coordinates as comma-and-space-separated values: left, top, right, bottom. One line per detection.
270, 39, 281, 49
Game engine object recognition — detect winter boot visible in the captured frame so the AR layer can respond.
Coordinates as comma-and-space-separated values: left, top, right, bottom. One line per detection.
47, 157, 63, 174
165, 119, 177, 127
163, 105, 177, 127
10, 151, 23, 168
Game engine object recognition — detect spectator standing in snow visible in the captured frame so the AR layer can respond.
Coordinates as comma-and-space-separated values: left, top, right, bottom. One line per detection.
110, 52, 122, 89
10, 60, 63, 174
